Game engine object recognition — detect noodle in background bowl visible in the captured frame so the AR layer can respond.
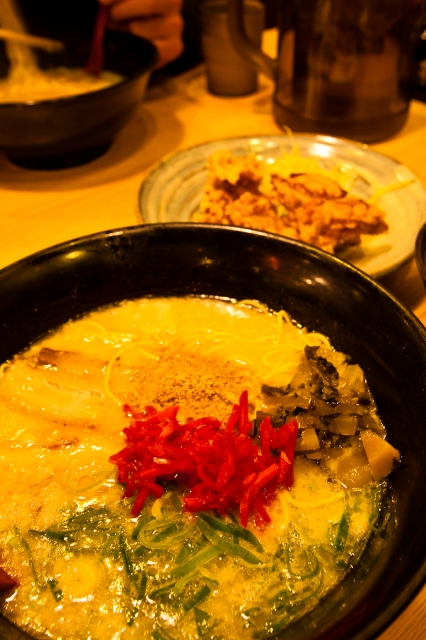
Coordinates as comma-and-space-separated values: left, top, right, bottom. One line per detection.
1, 223, 426, 639
0, 18, 158, 169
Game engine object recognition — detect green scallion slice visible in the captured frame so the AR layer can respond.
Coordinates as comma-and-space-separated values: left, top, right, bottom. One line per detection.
198, 513, 263, 552
171, 545, 219, 578
335, 513, 349, 552
197, 517, 263, 565
181, 585, 211, 613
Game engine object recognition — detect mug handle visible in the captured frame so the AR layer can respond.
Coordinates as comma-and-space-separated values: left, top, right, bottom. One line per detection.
227, 0, 277, 80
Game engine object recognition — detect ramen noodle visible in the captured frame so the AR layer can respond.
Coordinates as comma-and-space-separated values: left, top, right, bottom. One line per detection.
0, 65, 123, 103
0, 297, 399, 639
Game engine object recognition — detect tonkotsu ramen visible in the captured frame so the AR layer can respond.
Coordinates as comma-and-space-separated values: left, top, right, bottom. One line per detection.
0, 297, 400, 640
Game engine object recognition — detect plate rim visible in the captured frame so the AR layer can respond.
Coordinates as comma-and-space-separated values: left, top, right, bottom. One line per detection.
137, 134, 426, 279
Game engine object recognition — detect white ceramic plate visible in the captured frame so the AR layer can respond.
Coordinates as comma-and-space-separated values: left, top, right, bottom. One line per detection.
138, 134, 426, 278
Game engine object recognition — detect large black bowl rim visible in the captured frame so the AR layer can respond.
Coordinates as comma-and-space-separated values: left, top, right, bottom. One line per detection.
0, 32, 158, 110
415, 221, 426, 285
2, 221, 424, 331
4, 222, 426, 351
1, 222, 426, 640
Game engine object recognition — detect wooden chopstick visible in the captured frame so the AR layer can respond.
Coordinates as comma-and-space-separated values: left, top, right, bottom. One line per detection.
0, 28, 64, 53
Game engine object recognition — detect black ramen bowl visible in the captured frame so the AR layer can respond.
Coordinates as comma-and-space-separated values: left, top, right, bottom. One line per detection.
0, 0, 158, 169
415, 221, 426, 289
1, 223, 426, 640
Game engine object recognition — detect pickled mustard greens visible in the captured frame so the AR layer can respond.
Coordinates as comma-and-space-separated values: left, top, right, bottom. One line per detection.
0, 297, 399, 640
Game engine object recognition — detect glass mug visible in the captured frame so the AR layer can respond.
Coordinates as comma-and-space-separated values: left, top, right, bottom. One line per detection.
228, 0, 424, 142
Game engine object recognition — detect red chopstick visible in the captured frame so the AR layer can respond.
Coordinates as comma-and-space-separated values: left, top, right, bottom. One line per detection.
85, 4, 109, 77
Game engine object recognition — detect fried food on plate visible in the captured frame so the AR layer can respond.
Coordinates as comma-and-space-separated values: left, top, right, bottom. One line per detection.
193, 150, 388, 254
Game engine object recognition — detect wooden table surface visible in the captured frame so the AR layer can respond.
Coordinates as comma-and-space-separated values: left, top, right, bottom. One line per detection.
0, 31, 426, 640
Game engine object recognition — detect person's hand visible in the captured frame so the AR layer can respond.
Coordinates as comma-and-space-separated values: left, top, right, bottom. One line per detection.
98, 0, 184, 68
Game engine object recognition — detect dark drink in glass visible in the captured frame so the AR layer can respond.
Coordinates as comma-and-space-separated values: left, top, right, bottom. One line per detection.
274, 0, 423, 142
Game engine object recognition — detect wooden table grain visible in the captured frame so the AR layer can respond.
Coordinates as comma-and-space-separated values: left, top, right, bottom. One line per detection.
0, 31, 426, 639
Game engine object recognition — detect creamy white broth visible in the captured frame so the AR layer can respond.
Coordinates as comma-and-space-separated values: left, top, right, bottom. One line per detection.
0, 297, 393, 639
